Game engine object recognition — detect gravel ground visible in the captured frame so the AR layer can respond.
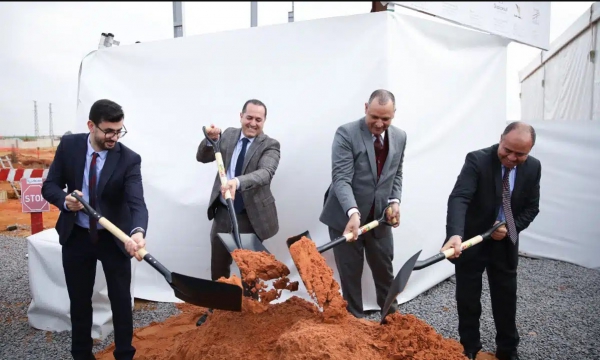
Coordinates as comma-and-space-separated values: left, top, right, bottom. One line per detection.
0, 235, 179, 360
2, 234, 599, 360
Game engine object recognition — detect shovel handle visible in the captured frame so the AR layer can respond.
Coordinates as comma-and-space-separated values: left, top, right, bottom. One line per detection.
202, 126, 232, 201
442, 221, 507, 258
71, 192, 148, 258
317, 220, 380, 253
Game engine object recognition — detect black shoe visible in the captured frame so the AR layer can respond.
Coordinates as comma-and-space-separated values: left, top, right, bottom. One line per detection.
495, 352, 519, 360
463, 350, 478, 359
196, 308, 213, 326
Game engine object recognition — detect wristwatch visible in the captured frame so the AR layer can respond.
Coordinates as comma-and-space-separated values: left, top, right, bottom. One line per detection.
131, 228, 145, 237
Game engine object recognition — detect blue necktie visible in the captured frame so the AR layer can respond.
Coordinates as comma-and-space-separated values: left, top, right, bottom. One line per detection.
234, 138, 249, 213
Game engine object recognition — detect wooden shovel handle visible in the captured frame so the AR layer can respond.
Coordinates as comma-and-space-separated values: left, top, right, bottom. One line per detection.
71, 192, 148, 257
202, 125, 232, 200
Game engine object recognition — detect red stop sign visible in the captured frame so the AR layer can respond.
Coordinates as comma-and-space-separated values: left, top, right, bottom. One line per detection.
21, 178, 50, 213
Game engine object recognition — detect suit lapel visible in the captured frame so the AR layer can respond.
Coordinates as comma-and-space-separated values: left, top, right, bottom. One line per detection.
74, 134, 88, 191
97, 144, 120, 196
360, 119, 377, 182
491, 146, 503, 203
225, 128, 242, 171
242, 133, 263, 174
380, 129, 395, 183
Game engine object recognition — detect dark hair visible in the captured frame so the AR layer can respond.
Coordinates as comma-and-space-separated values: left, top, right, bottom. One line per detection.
242, 99, 267, 118
89, 99, 124, 126
502, 121, 536, 146
368, 89, 395, 107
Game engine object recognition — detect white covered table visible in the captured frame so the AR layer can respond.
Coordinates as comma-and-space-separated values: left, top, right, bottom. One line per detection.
26, 229, 137, 340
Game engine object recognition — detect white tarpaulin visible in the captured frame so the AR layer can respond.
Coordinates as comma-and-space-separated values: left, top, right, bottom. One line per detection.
520, 3, 599, 122
66, 11, 508, 309
518, 121, 600, 270
26, 229, 137, 339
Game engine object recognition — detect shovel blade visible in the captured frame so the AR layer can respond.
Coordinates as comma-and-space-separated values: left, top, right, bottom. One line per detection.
170, 272, 243, 312
217, 233, 270, 254
286, 230, 312, 249
380, 250, 422, 325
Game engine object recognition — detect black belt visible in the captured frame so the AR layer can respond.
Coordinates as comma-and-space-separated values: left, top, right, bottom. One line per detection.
74, 224, 109, 235
217, 202, 246, 214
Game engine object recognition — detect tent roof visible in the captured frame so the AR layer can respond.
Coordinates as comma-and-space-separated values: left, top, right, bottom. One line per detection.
519, 2, 600, 83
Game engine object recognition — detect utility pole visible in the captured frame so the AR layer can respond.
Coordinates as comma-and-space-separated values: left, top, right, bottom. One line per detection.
288, 2, 295, 23
34, 101, 39, 138
251, 2, 257, 27
49, 103, 54, 147
173, 2, 185, 38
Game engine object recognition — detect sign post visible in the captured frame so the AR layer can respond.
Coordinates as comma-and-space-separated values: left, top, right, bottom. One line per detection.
20, 177, 50, 234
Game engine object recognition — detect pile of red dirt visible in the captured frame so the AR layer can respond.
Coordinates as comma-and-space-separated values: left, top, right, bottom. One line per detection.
95, 239, 497, 359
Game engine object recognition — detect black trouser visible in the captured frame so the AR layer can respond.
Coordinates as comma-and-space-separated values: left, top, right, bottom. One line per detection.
330, 225, 397, 318
210, 204, 257, 281
455, 238, 519, 355
62, 225, 135, 360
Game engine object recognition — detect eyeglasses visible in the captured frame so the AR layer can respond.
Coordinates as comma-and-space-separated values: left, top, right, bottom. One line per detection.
96, 124, 127, 139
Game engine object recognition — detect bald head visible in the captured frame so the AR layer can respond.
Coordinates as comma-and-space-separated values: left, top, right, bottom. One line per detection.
498, 121, 536, 168
502, 121, 536, 146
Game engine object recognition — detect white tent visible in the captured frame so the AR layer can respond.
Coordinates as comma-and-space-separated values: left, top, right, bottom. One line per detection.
518, 2, 600, 269
28, 10, 512, 335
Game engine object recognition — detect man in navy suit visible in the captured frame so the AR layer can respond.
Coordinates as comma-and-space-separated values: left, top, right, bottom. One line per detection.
42, 99, 149, 360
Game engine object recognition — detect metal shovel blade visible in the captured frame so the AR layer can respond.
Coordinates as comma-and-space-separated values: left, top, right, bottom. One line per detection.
380, 250, 423, 325
169, 271, 243, 311
217, 232, 270, 254
286, 230, 312, 249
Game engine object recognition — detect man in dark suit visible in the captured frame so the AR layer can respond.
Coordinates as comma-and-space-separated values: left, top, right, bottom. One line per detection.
440, 121, 542, 360
42, 99, 149, 360
195, 99, 281, 325
319, 89, 406, 319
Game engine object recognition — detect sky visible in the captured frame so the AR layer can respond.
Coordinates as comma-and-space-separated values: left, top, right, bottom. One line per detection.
0, 1, 595, 137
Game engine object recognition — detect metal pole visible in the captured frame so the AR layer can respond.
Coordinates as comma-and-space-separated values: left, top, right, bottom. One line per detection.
288, 2, 294, 23
49, 103, 54, 147
173, 2, 184, 37
251, 2, 258, 27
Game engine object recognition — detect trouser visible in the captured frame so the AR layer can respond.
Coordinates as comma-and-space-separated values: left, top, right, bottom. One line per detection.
330, 226, 397, 318
62, 225, 134, 360
455, 238, 519, 355
210, 203, 258, 281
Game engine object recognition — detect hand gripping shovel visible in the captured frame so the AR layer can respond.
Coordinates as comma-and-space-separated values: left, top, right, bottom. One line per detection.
379, 221, 507, 324
202, 125, 270, 254
71, 192, 243, 312
286, 203, 398, 253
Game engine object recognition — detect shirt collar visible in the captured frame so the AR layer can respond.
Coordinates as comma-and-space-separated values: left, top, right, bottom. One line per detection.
239, 131, 256, 144
372, 131, 386, 141
87, 134, 108, 160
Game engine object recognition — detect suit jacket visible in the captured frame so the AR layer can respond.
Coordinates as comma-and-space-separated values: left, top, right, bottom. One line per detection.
445, 143, 541, 266
196, 127, 281, 241
319, 117, 407, 238
42, 133, 149, 257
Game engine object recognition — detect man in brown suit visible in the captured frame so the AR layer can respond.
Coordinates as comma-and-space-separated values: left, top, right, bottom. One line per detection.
195, 99, 281, 325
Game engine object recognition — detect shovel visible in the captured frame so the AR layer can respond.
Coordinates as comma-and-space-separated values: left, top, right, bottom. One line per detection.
286, 203, 398, 253
202, 125, 269, 254
71, 192, 243, 312
379, 221, 507, 324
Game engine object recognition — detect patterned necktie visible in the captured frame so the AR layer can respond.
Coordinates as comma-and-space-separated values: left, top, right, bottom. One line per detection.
374, 134, 383, 152
234, 138, 249, 214
502, 167, 518, 244
89, 152, 99, 243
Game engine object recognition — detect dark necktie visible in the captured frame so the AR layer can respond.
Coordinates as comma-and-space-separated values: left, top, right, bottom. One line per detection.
374, 135, 383, 180
234, 138, 249, 214
502, 167, 518, 244
89, 152, 99, 243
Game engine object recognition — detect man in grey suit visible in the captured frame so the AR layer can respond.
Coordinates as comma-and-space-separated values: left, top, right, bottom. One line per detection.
320, 89, 407, 318
195, 99, 281, 325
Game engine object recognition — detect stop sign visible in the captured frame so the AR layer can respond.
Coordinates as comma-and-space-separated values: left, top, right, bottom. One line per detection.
20, 178, 50, 213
